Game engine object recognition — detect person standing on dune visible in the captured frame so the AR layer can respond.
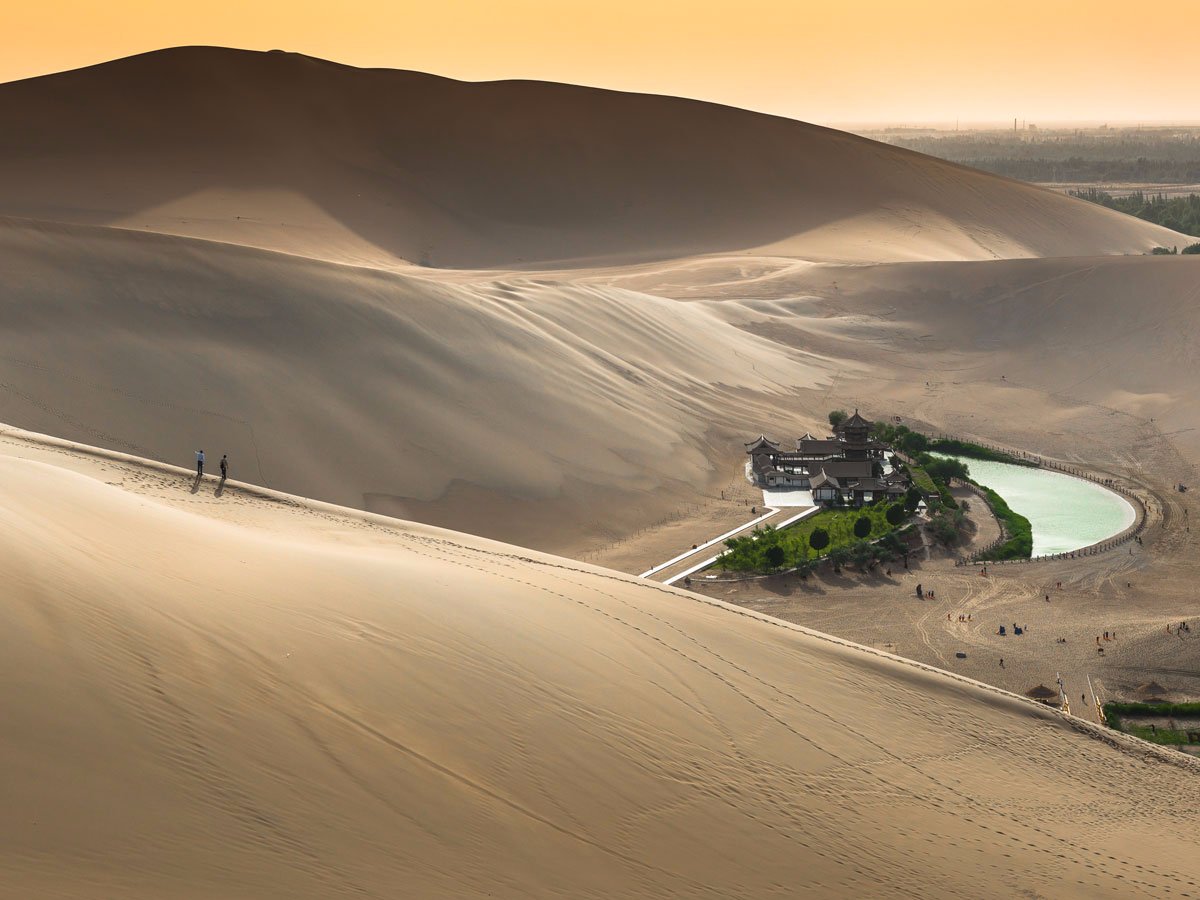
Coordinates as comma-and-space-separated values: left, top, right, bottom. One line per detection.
220, 454, 228, 480
196, 449, 205, 477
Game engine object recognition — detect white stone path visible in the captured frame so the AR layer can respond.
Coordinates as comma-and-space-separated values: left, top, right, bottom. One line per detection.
641, 505, 820, 586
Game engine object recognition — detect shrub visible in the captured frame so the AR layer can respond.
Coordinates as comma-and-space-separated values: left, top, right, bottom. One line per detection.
1104, 702, 1200, 744
853, 516, 872, 539
1105, 702, 1200, 717
927, 438, 1035, 467
885, 504, 906, 526
1151, 246, 1176, 255
849, 541, 875, 569
872, 543, 896, 563
1183, 243, 1200, 255
826, 546, 851, 570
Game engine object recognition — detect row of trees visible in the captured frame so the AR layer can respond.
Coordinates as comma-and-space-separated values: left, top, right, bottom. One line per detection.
1069, 189, 1200, 239
866, 418, 929, 456
892, 133, 1200, 185
964, 157, 1200, 185
745, 523, 913, 576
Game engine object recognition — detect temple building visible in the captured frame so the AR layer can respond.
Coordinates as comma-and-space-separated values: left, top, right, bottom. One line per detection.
746, 411, 911, 506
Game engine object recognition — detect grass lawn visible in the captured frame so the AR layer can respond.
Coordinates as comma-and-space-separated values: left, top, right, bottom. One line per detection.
717, 503, 904, 572
1116, 723, 1198, 745
781, 506, 896, 550
1104, 702, 1200, 745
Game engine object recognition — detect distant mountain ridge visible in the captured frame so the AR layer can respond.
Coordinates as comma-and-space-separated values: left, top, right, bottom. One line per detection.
0, 46, 1187, 266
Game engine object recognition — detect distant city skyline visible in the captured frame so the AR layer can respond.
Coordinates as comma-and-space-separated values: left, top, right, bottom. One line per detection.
6, 1, 1198, 126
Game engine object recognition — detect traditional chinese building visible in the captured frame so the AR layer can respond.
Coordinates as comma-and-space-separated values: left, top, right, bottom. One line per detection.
746, 411, 910, 506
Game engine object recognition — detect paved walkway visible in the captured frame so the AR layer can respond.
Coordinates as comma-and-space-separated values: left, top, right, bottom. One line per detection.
1059, 671, 1105, 723
642, 506, 819, 586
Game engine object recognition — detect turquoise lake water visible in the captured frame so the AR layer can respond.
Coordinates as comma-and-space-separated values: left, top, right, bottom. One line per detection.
933, 455, 1136, 556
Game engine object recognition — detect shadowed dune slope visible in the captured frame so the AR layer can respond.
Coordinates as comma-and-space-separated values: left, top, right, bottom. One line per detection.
5, 218, 1200, 556
752, 255, 1200, 440
624, 252, 1200, 460
0, 46, 1186, 266
0, 217, 825, 551
0, 426, 1197, 899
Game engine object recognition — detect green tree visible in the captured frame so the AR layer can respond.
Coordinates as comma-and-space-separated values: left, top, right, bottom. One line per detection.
853, 515, 872, 539
925, 457, 970, 483
1183, 243, 1200, 255
885, 504, 906, 526
764, 544, 786, 571
899, 431, 928, 455
809, 527, 830, 557
904, 486, 922, 512
828, 410, 848, 428
928, 512, 959, 546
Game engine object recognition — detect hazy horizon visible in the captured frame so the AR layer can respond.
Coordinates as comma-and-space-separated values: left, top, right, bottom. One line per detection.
7, 1, 1199, 126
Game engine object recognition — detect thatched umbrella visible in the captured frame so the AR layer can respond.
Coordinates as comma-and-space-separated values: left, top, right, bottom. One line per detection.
1135, 681, 1169, 701
1026, 684, 1059, 704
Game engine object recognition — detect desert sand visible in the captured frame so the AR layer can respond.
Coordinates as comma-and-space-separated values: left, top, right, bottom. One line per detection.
0, 46, 1187, 269
2, 46, 1200, 897
0, 424, 1198, 899
0, 48, 1193, 558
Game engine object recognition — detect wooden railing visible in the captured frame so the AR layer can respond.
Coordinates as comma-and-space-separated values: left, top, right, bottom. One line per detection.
947, 478, 1009, 561
911, 432, 1150, 566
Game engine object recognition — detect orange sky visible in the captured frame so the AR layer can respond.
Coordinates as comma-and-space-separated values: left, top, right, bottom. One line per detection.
4, 0, 1197, 124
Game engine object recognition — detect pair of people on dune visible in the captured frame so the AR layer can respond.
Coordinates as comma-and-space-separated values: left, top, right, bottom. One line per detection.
195, 450, 228, 480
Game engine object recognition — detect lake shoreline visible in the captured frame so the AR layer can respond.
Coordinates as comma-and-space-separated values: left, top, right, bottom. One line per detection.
932, 453, 1137, 556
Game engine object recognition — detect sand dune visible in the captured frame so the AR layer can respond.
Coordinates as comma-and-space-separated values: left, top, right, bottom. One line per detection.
0, 216, 829, 553
4, 215, 1200, 561
2, 45, 1200, 900
0, 46, 1187, 267
6, 34, 1200, 900
1, 44, 1194, 562
0, 424, 1196, 899
676, 254, 1200, 459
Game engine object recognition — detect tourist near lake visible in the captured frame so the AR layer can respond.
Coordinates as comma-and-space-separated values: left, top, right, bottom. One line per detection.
931, 454, 1137, 556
